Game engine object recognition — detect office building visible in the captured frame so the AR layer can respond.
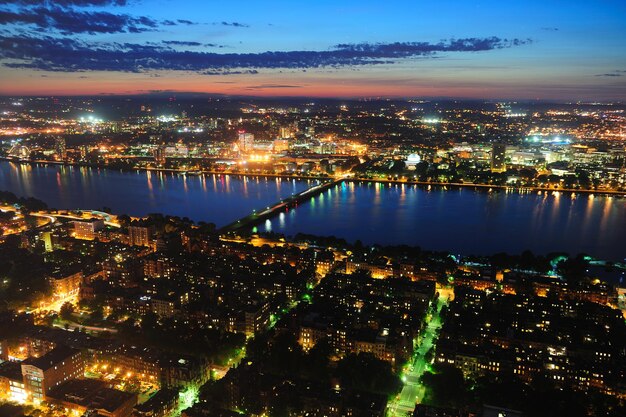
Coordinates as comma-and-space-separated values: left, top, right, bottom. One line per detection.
55, 137, 67, 161
238, 132, 254, 152
20, 345, 85, 404
491, 143, 507, 173
73, 219, 105, 240
41, 231, 53, 252
128, 224, 154, 247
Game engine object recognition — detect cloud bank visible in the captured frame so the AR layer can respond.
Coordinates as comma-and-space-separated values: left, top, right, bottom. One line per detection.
0, 35, 531, 74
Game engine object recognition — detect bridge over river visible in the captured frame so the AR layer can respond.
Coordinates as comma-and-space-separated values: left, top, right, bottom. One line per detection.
219, 177, 344, 233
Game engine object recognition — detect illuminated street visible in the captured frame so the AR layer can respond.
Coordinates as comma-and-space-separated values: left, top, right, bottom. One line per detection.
388, 294, 450, 416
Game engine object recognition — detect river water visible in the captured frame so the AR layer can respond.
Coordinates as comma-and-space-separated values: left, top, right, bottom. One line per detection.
258, 181, 626, 261
1, 161, 625, 260
0, 161, 313, 227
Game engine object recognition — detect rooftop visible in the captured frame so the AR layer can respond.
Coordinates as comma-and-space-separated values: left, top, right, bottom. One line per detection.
47, 379, 136, 413
22, 345, 81, 371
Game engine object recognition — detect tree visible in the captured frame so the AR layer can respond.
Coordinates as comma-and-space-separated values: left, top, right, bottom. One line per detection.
420, 363, 468, 409
90, 306, 104, 322
302, 339, 332, 381
425, 346, 435, 363
557, 254, 590, 286
60, 302, 75, 321
140, 311, 159, 333
336, 352, 401, 396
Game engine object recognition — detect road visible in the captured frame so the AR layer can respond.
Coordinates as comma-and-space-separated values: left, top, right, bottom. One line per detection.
53, 321, 118, 334
219, 177, 344, 233
1, 205, 55, 235
31, 211, 121, 228
388, 294, 449, 416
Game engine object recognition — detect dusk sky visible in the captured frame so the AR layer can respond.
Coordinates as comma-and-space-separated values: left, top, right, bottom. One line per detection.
0, 0, 625, 100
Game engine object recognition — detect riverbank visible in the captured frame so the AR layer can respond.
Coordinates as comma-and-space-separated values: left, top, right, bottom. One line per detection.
4, 157, 624, 196
0, 157, 333, 182
346, 177, 626, 197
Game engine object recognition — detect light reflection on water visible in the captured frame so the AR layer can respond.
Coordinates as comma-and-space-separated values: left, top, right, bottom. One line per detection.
0, 161, 313, 227
2, 161, 625, 260
260, 181, 626, 261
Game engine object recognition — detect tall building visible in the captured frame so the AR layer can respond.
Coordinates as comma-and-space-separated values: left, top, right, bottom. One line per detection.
21, 345, 85, 404
41, 231, 53, 252
238, 132, 254, 152
279, 125, 296, 138
153, 146, 166, 166
491, 143, 507, 173
54, 137, 67, 161
128, 224, 154, 247
79, 145, 88, 161
73, 219, 105, 240
48, 270, 83, 299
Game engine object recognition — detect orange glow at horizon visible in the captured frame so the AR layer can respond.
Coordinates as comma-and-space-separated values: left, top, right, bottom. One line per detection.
2, 68, 619, 101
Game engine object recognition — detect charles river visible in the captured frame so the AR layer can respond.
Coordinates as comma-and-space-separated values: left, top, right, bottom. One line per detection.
1, 161, 625, 261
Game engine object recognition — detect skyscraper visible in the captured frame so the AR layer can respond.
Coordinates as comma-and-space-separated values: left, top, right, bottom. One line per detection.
279, 125, 295, 138
238, 132, 255, 152
79, 145, 88, 161
491, 143, 506, 173
54, 137, 67, 161
153, 145, 166, 166
41, 231, 53, 252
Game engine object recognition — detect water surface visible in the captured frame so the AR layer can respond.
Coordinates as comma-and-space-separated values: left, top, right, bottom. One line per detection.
0, 161, 313, 227
259, 181, 626, 261
2, 161, 624, 260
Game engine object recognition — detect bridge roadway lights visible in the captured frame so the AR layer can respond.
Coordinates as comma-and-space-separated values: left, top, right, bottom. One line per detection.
220, 179, 342, 232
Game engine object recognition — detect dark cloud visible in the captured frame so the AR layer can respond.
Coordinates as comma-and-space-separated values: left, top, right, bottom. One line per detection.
202, 69, 259, 75
161, 41, 226, 48
0, 35, 531, 73
595, 73, 623, 77
0, 6, 159, 34
162, 40, 203, 47
219, 21, 249, 28
163, 19, 194, 25
0, 0, 128, 6
334, 38, 532, 56
540, 27, 559, 31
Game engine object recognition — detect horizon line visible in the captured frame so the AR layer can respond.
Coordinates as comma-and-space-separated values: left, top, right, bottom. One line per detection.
0, 92, 623, 104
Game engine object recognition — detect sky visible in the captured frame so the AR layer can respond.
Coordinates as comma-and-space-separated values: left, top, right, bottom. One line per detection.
0, 0, 625, 100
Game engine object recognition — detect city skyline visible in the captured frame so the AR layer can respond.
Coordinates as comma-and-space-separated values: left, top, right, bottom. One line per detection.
1, 2, 626, 416
0, 0, 625, 100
